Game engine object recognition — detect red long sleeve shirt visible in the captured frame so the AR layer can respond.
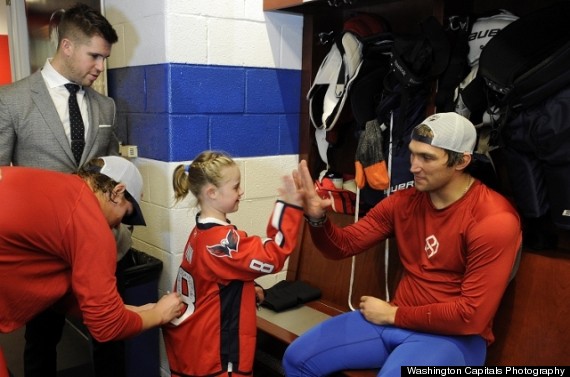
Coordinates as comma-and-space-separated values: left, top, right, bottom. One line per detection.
0, 167, 142, 341
309, 180, 521, 344
163, 201, 303, 377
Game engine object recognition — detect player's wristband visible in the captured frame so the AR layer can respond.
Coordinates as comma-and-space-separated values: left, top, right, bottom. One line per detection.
304, 214, 327, 227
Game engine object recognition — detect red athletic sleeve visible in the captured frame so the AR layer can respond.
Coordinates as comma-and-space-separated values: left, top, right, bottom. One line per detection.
64, 185, 142, 342
307, 195, 395, 259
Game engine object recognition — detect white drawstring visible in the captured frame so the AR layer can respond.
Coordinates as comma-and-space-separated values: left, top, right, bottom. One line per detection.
348, 112, 394, 310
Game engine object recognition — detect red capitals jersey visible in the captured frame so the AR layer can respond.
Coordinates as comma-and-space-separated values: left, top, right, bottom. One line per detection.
163, 201, 302, 377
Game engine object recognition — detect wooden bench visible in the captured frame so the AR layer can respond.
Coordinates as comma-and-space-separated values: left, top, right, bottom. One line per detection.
256, 301, 378, 376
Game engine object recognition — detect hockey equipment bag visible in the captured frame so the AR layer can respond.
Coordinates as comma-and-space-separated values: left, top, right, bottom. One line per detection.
466, 9, 518, 68
478, 1, 570, 111
308, 13, 389, 131
447, 10, 518, 118
501, 85, 570, 230
308, 31, 364, 131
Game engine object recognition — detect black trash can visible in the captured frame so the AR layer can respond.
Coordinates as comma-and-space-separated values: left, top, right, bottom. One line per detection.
117, 248, 163, 377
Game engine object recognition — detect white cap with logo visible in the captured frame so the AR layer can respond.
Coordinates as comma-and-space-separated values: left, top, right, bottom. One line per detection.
99, 156, 146, 226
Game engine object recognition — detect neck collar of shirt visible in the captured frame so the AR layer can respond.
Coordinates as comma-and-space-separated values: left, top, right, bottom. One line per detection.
197, 216, 230, 226
41, 58, 82, 92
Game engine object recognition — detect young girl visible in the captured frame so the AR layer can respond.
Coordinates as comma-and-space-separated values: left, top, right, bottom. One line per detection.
162, 151, 303, 377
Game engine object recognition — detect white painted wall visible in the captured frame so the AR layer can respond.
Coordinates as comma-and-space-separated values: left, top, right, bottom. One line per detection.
101, 1, 304, 374
0, 1, 7, 34
104, 0, 303, 69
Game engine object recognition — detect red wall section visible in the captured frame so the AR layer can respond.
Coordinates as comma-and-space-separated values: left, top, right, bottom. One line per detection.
0, 35, 12, 85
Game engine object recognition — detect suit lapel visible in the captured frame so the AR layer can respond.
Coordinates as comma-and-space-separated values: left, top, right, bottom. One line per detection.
82, 88, 100, 165
30, 71, 76, 164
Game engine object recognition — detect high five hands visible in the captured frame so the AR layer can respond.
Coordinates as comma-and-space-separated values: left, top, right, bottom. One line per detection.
277, 173, 304, 208
279, 159, 332, 213
292, 160, 331, 219
292, 160, 398, 326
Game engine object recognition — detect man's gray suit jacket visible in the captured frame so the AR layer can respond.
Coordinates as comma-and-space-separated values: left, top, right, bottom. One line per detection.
0, 70, 120, 172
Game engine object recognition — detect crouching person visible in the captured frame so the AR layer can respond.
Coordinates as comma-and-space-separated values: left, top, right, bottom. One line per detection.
0, 156, 184, 376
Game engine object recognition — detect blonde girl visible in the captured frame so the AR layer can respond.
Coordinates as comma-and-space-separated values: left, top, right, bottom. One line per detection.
163, 151, 303, 377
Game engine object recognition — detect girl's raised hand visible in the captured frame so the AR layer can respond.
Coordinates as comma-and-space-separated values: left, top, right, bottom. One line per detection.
277, 174, 303, 207
292, 160, 331, 218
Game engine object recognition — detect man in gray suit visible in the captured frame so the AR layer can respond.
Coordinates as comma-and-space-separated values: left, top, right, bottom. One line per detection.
0, 4, 128, 377
0, 6, 118, 170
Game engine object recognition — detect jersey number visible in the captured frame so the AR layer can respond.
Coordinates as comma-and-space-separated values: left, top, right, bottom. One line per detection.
249, 259, 275, 274
170, 268, 196, 326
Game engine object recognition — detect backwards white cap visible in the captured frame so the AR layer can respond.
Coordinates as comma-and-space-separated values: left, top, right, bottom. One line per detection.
99, 156, 146, 226
411, 112, 477, 154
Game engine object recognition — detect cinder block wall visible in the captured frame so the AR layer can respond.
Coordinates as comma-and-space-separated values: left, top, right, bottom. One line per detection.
102, 1, 303, 374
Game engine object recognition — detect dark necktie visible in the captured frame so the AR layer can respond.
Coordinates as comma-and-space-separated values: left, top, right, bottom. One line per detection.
65, 83, 85, 165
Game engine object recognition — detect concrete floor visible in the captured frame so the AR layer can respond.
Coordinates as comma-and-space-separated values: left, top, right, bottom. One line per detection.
1, 319, 285, 377
0, 321, 93, 377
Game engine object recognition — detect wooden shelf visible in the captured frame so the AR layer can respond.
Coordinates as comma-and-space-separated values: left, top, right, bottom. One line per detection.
263, 0, 402, 14
263, 0, 305, 12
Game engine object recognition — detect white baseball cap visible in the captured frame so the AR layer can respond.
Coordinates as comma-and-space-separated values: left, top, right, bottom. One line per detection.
411, 112, 477, 154
99, 156, 146, 226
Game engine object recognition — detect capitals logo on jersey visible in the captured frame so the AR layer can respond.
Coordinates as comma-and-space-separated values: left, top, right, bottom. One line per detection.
207, 228, 239, 258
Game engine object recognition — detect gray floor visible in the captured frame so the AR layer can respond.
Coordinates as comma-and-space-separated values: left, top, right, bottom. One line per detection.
1, 314, 290, 377
0, 321, 93, 377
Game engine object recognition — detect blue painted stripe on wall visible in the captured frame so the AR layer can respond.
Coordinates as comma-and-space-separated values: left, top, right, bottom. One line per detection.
146, 64, 171, 114
108, 63, 301, 162
280, 114, 300, 155
246, 69, 302, 114
170, 64, 245, 114
108, 66, 147, 113
210, 114, 280, 157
